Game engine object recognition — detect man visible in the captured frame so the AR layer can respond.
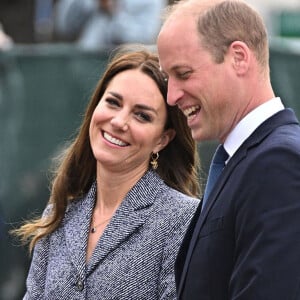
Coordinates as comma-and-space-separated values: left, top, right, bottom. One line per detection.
157, 0, 300, 299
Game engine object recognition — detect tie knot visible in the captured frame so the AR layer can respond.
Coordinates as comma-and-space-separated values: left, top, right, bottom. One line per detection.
213, 145, 229, 164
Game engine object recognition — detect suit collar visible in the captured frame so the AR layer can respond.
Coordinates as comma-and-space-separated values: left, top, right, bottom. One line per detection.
205, 109, 298, 215
205, 109, 299, 221
63, 170, 165, 276
225, 97, 284, 158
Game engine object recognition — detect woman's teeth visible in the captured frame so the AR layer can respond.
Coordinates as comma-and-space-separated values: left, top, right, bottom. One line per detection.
103, 132, 128, 146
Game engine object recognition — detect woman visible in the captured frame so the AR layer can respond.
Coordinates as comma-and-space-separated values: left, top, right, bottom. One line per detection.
15, 47, 200, 299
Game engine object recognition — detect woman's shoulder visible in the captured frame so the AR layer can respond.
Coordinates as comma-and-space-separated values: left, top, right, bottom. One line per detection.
162, 185, 200, 206
149, 185, 200, 236
154, 182, 200, 217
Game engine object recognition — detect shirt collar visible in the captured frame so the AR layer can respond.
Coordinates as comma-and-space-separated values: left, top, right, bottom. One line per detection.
224, 97, 284, 159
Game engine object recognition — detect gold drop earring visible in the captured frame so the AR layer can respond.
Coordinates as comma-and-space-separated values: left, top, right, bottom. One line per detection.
150, 152, 159, 170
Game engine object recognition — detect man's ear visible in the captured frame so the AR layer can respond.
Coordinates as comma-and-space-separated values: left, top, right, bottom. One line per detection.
229, 41, 250, 75
154, 129, 176, 153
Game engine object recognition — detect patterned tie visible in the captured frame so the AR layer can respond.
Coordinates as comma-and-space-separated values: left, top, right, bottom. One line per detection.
202, 144, 229, 209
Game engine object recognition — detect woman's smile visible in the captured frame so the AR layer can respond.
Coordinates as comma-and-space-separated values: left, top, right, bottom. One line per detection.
102, 131, 129, 147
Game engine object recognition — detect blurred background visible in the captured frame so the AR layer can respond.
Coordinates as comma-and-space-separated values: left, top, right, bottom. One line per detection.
0, 0, 300, 299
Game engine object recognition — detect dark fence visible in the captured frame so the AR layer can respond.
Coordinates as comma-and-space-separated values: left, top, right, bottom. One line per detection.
0, 39, 300, 299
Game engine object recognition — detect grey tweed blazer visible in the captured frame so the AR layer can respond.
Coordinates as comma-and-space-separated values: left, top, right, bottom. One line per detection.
24, 170, 199, 300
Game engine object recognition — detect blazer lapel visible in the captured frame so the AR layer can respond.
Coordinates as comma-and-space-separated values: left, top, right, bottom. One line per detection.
177, 108, 299, 297
86, 171, 164, 274
86, 199, 146, 274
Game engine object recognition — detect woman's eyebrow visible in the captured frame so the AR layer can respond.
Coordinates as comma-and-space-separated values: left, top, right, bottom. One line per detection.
135, 104, 158, 115
107, 91, 123, 100
107, 91, 158, 115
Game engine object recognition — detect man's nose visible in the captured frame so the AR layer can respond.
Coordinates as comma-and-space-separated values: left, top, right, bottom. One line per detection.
167, 78, 184, 106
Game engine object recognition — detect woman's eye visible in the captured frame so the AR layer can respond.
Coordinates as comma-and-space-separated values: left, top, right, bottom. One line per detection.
135, 112, 152, 122
106, 98, 120, 107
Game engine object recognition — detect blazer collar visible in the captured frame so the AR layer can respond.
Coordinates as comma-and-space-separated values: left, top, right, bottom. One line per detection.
177, 108, 299, 297
63, 170, 166, 276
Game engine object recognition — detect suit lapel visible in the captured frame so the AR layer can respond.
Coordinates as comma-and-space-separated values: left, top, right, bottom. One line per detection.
177, 108, 299, 297
175, 201, 202, 288
176, 151, 244, 296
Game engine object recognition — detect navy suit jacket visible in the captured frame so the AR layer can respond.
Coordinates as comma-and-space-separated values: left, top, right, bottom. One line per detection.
176, 109, 300, 300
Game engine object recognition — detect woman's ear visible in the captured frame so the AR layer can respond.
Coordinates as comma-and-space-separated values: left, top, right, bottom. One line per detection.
154, 129, 176, 153
229, 41, 250, 75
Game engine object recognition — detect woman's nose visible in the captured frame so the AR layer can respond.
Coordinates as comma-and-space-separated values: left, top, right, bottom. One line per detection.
110, 114, 129, 130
